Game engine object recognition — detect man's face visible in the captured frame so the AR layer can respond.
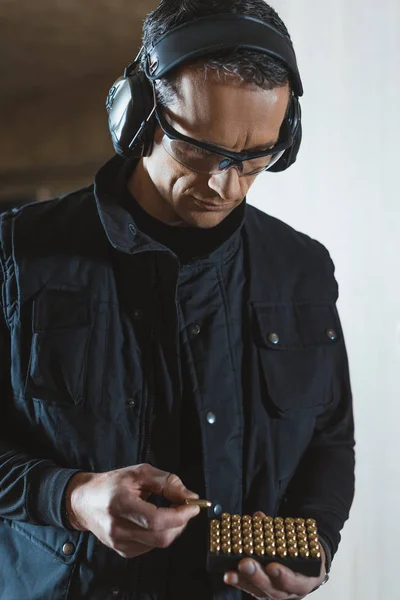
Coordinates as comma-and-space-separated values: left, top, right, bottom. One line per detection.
141, 66, 290, 228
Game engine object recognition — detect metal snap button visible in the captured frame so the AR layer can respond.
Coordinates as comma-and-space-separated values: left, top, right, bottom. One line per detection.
188, 323, 201, 336
206, 412, 216, 425
268, 332, 280, 345
110, 587, 120, 596
213, 504, 223, 516
326, 328, 337, 341
62, 542, 75, 556
127, 398, 136, 408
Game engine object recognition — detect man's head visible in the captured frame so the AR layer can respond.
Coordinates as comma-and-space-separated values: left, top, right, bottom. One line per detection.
129, 0, 294, 228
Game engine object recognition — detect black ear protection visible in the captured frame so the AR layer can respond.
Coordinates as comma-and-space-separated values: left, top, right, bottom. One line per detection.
106, 14, 304, 172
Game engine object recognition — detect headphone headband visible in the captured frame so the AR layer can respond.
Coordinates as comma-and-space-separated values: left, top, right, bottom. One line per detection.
107, 13, 304, 168
145, 14, 303, 97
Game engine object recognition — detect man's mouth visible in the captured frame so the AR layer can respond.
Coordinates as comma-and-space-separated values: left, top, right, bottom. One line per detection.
193, 197, 233, 211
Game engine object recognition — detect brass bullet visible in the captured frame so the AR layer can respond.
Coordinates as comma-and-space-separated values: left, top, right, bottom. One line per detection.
287, 537, 296, 545
310, 548, 321, 559
306, 518, 316, 526
210, 544, 221, 553
242, 515, 252, 522
277, 546, 287, 558
299, 548, 310, 558
264, 537, 275, 547
288, 547, 298, 558
232, 544, 243, 555
221, 513, 231, 520
210, 529, 220, 537
231, 529, 242, 537
265, 545, 276, 557
309, 540, 320, 550
232, 537, 242, 546
295, 518, 305, 526
185, 499, 212, 508
264, 528, 274, 536
255, 546, 265, 556
231, 514, 241, 521
244, 545, 254, 556
222, 546, 232, 555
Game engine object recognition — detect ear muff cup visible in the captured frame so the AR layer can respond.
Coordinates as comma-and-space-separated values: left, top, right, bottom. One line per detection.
107, 70, 157, 157
269, 96, 302, 172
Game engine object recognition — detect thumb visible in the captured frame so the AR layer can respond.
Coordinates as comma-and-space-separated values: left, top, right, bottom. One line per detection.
162, 473, 200, 504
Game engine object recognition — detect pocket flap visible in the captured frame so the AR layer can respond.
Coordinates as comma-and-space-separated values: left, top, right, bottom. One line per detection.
253, 303, 341, 350
33, 288, 91, 332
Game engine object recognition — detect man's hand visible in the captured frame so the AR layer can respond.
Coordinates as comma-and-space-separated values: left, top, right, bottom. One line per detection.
223, 513, 326, 599
64, 463, 200, 559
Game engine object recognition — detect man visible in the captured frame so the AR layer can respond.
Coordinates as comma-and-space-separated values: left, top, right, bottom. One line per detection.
0, 0, 355, 599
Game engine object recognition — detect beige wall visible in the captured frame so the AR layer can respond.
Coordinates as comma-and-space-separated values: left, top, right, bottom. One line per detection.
252, 1, 399, 599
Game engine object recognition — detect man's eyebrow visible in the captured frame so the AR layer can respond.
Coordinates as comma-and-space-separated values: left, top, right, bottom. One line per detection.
198, 136, 278, 151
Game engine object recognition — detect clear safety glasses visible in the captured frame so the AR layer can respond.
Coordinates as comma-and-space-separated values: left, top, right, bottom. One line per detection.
155, 108, 293, 177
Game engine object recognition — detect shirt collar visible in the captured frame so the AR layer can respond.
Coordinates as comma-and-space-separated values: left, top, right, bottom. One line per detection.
94, 154, 245, 264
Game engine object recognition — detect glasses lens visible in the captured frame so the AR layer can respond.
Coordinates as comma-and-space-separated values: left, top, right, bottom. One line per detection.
240, 152, 285, 176
163, 138, 218, 173
162, 137, 284, 176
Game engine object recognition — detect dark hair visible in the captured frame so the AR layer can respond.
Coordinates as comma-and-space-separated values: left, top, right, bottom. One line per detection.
140, 0, 292, 108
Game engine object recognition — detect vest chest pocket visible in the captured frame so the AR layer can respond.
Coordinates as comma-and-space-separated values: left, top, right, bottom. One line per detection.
24, 288, 93, 405
253, 302, 341, 416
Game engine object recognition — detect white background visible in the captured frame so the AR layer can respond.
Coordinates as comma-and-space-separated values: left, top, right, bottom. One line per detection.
248, 1, 400, 598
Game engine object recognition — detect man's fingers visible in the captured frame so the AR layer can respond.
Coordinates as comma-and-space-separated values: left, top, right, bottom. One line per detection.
118, 494, 200, 531
134, 464, 199, 504
265, 562, 317, 596
161, 471, 200, 504
106, 519, 188, 550
225, 560, 290, 600
225, 559, 315, 600
224, 569, 270, 599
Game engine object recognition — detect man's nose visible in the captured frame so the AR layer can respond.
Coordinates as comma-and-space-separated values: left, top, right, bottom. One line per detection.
207, 167, 243, 202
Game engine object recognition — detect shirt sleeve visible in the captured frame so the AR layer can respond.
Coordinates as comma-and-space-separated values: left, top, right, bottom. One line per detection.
278, 255, 355, 571
0, 266, 81, 529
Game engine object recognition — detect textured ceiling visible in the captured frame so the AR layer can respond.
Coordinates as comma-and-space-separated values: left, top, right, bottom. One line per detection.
0, 0, 157, 102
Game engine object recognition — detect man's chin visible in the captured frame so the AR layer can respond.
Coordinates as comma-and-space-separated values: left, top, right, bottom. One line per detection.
180, 212, 230, 229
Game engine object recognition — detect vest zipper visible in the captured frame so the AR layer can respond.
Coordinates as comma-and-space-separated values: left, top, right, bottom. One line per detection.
133, 325, 156, 598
